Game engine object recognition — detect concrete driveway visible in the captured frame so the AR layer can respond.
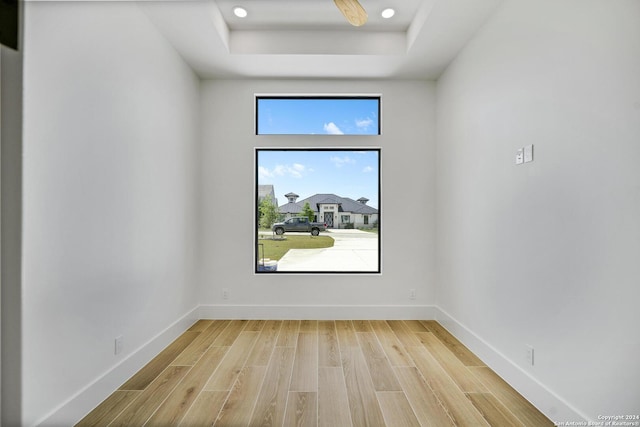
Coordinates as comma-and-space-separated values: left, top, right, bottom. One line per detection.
276, 229, 379, 272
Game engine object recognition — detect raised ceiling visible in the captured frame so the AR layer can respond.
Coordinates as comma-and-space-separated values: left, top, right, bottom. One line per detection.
140, 0, 502, 80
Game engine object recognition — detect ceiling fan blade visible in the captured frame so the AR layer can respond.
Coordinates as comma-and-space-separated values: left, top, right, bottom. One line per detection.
333, 0, 368, 26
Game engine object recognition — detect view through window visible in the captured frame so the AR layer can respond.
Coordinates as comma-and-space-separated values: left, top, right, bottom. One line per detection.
256, 96, 380, 135
256, 148, 380, 273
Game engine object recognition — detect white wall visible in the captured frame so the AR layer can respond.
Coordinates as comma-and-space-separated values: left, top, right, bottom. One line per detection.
1, 39, 24, 426
22, 2, 201, 425
436, 0, 640, 422
200, 80, 436, 317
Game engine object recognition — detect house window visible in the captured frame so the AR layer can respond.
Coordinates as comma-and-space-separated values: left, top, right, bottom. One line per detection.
256, 96, 380, 135
256, 148, 381, 274
364, 215, 369, 225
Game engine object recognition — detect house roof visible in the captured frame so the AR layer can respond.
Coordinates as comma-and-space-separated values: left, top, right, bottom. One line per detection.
278, 202, 303, 214
258, 185, 275, 199
257, 185, 277, 206
280, 193, 378, 215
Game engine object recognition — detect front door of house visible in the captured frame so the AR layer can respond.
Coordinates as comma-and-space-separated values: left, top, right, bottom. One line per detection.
325, 212, 334, 228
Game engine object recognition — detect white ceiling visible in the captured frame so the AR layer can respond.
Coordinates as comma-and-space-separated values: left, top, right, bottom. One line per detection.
140, 0, 502, 80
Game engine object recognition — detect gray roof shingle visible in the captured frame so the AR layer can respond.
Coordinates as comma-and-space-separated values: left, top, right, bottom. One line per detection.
279, 202, 303, 214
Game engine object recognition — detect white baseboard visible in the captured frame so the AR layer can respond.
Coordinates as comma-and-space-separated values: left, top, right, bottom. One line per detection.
37, 306, 200, 427
434, 306, 589, 424
197, 304, 437, 320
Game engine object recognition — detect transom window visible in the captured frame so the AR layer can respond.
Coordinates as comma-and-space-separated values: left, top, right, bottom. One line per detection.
256, 96, 380, 135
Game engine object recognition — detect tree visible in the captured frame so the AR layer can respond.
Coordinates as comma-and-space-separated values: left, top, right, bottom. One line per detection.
259, 198, 278, 229
301, 202, 315, 222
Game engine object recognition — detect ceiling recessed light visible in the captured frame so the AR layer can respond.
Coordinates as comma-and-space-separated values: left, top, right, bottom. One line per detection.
233, 6, 248, 18
381, 8, 395, 19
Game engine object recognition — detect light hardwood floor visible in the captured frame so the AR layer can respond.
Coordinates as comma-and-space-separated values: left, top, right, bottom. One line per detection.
77, 320, 552, 426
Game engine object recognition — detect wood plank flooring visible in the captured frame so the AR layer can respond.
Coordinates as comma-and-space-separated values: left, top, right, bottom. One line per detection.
77, 320, 553, 427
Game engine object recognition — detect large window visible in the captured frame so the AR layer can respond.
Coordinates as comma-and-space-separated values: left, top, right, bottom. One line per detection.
256, 96, 380, 135
256, 148, 380, 274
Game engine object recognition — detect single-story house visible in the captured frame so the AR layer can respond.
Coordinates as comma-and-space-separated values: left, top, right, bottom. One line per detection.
279, 192, 378, 228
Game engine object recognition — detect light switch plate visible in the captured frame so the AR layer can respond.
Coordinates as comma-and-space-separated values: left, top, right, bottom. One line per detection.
524, 144, 534, 163
516, 148, 524, 165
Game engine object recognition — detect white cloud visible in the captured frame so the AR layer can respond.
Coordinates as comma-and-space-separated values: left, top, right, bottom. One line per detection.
258, 166, 273, 180
262, 163, 307, 179
289, 163, 305, 178
324, 122, 344, 135
330, 156, 356, 168
362, 166, 374, 173
355, 117, 374, 129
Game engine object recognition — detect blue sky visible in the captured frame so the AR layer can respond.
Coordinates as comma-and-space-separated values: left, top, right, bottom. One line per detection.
258, 150, 379, 209
257, 98, 379, 135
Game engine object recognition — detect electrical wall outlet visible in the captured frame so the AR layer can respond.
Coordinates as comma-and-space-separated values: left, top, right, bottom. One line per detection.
115, 336, 123, 355
222, 288, 229, 300
409, 289, 416, 300
525, 344, 534, 366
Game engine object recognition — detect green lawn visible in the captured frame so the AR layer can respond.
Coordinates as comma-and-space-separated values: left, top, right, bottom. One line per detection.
257, 235, 334, 260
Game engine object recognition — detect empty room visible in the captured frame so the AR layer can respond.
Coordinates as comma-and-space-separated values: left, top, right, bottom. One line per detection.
1, 0, 639, 425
